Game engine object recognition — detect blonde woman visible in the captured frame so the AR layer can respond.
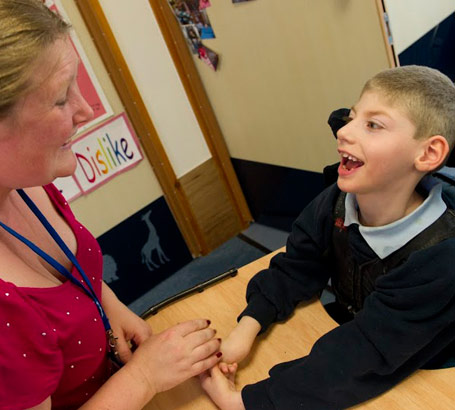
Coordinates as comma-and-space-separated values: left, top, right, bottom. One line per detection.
0, 1, 221, 409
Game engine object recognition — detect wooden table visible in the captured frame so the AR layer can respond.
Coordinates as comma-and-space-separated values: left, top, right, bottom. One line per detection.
143, 250, 455, 409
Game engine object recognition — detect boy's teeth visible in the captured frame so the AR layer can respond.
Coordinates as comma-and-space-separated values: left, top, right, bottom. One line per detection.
341, 153, 359, 162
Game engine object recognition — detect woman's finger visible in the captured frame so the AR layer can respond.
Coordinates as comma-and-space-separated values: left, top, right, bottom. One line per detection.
190, 337, 221, 364
184, 327, 217, 350
191, 350, 223, 376
115, 335, 133, 364
174, 318, 212, 337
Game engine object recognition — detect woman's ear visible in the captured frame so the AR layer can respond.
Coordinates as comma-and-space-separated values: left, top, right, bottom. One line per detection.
415, 135, 449, 172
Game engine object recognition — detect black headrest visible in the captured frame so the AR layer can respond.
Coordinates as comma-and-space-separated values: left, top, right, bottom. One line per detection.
327, 108, 350, 138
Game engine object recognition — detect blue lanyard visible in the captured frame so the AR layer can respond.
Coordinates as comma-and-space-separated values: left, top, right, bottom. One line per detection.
0, 189, 112, 332
0, 188, 122, 367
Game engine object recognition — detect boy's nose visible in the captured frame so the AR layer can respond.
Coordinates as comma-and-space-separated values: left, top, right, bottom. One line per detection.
336, 119, 355, 143
336, 122, 350, 141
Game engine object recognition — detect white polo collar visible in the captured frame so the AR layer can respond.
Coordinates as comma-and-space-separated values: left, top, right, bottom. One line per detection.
343, 180, 446, 259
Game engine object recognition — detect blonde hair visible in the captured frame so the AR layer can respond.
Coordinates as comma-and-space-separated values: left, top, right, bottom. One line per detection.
0, 0, 70, 115
362, 65, 455, 152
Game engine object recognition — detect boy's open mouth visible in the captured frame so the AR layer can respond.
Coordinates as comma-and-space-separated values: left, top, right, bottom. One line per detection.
341, 153, 364, 171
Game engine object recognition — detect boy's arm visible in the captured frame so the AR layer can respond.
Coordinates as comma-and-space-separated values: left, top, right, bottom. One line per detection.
238, 184, 339, 333
221, 316, 261, 364
240, 239, 455, 409
220, 185, 339, 365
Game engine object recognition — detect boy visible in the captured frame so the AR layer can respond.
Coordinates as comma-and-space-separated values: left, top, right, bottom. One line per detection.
200, 65, 455, 409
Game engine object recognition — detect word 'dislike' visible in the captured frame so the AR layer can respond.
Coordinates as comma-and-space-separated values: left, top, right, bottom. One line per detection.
72, 114, 142, 192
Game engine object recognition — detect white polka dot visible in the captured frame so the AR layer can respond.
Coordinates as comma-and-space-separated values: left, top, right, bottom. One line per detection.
6, 323, 10, 327
66, 312, 70, 315
76, 296, 79, 300
99, 347, 103, 352
79, 226, 83, 230
92, 277, 95, 281
84, 379, 88, 382
70, 364, 75, 369
91, 376, 95, 379
81, 280, 84, 283
53, 329, 57, 332
88, 248, 92, 252
23, 353, 27, 358
85, 393, 89, 396
5, 293, 9, 297
64, 202, 68, 206
42, 332, 47, 336
78, 340, 82, 345
94, 318, 97, 322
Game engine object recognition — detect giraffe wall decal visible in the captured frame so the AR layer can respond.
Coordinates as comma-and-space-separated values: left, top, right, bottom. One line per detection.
140, 210, 170, 271
102, 254, 120, 283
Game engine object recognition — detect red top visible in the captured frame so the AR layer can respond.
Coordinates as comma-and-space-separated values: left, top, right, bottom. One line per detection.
0, 184, 110, 410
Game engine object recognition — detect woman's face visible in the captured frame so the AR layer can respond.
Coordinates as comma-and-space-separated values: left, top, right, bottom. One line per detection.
0, 36, 93, 189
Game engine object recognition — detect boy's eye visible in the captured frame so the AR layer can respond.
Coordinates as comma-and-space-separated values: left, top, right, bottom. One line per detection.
367, 121, 381, 130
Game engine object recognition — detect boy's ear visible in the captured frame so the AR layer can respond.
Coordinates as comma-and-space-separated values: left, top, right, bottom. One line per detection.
415, 135, 450, 172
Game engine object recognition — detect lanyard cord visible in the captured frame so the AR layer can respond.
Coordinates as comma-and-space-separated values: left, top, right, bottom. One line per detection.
0, 189, 112, 332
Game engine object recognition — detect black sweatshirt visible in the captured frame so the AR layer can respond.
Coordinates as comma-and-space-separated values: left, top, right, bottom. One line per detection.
239, 183, 455, 409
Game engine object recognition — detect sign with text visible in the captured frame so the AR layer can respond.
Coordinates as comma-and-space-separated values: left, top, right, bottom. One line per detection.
53, 175, 82, 202
72, 113, 143, 193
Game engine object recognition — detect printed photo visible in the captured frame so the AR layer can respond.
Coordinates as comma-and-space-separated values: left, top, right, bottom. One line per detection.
199, 0, 211, 10
198, 45, 219, 71
183, 24, 202, 54
169, 0, 216, 39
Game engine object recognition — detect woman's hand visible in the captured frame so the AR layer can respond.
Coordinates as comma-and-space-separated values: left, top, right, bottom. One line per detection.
220, 316, 261, 365
80, 318, 221, 409
200, 364, 245, 410
125, 319, 222, 396
102, 282, 152, 363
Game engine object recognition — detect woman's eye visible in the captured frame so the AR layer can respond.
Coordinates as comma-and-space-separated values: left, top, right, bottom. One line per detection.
56, 99, 67, 106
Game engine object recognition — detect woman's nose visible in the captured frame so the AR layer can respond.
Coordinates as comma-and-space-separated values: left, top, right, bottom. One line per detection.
73, 91, 94, 126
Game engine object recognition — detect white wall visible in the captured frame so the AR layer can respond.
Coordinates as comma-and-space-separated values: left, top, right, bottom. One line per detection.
61, 0, 164, 237
98, 0, 211, 178
190, 0, 390, 173
384, 0, 455, 55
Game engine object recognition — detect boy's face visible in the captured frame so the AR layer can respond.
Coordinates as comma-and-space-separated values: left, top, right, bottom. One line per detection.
336, 90, 424, 196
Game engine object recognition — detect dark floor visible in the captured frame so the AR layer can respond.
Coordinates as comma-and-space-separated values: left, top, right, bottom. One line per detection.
128, 222, 336, 316
128, 222, 289, 315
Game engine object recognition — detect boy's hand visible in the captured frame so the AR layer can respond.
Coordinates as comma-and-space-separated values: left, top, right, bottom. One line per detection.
200, 363, 245, 410
220, 316, 261, 366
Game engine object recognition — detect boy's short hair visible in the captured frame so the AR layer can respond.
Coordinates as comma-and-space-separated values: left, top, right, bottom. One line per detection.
362, 65, 455, 155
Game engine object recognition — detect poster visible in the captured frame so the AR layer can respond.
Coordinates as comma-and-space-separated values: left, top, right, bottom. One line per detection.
44, 0, 113, 133
71, 113, 143, 193
52, 175, 82, 202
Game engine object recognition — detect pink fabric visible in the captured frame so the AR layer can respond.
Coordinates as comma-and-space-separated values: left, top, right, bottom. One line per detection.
0, 184, 110, 409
